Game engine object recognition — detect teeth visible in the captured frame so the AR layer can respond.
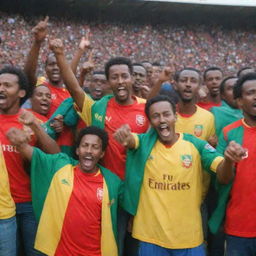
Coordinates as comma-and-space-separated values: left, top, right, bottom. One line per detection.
160, 124, 168, 129
118, 87, 125, 90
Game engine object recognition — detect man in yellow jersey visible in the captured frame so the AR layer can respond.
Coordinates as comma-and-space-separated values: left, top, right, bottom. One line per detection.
114, 95, 245, 256
0, 145, 16, 255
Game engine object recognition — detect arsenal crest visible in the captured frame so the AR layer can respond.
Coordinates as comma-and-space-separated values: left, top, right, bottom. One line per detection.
194, 124, 203, 137
97, 187, 103, 201
181, 155, 192, 168
136, 114, 145, 126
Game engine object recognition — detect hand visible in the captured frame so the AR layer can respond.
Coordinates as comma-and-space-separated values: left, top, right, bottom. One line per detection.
49, 38, 64, 55
19, 110, 36, 126
32, 16, 49, 43
78, 31, 91, 51
141, 84, 150, 99
50, 114, 64, 133
81, 50, 94, 74
6, 128, 29, 147
224, 141, 247, 163
208, 135, 218, 147
114, 124, 133, 147
158, 67, 172, 83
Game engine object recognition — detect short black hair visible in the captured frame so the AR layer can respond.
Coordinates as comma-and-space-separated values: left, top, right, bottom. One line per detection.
75, 126, 109, 152
104, 57, 133, 80
237, 67, 255, 78
174, 67, 201, 82
0, 66, 29, 104
132, 63, 146, 72
203, 67, 223, 80
145, 95, 176, 119
152, 62, 161, 67
220, 76, 237, 95
233, 72, 256, 99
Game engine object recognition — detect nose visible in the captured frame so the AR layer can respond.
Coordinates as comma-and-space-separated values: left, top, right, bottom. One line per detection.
85, 145, 93, 153
159, 114, 165, 123
117, 76, 124, 84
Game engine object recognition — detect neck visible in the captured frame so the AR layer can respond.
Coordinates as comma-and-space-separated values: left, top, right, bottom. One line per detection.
243, 114, 256, 127
178, 100, 196, 115
49, 80, 63, 88
160, 131, 179, 146
115, 96, 134, 106
208, 94, 221, 103
0, 105, 20, 115
79, 164, 98, 174
133, 90, 141, 98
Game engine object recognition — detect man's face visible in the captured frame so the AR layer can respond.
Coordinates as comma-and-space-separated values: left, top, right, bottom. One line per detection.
237, 80, 256, 119
0, 73, 25, 114
132, 65, 147, 93
76, 134, 105, 173
149, 101, 176, 144
142, 62, 153, 80
45, 55, 61, 85
222, 78, 238, 108
108, 64, 133, 105
89, 74, 110, 100
205, 70, 223, 97
31, 85, 52, 116
152, 65, 162, 80
175, 70, 200, 103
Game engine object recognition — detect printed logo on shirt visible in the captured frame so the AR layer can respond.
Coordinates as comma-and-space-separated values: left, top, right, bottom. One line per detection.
94, 113, 103, 122
1, 144, 19, 153
97, 187, 103, 201
136, 115, 146, 127
148, 155, 154, 160
61, 179, 70, 186
181, 155, 192, 168
51, 94, 57, 100
204, 143, 216, 152
194, 125, 203, 137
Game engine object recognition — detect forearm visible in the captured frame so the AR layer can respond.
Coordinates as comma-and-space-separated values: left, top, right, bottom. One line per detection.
55, 53, 85, 110
30, 121, 60, 154
24, 41, 42, 87
17, 143, 34, 161
216, 159, 235, 184
70, 48, 84, 75
147, 79, 163, 100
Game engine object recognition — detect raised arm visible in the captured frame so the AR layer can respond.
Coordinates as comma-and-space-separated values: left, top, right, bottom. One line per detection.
79, 50, 95, 87
19, 110, 60, 154
49, 39, 85, 110
147, 67, 173, 100
216, 141, 246, 184
70, 33, 91, 75
24, 16, 49, 87
113, 124, 136, 149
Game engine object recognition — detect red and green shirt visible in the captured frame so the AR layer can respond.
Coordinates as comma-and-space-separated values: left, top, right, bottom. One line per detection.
217, 119, 256, 237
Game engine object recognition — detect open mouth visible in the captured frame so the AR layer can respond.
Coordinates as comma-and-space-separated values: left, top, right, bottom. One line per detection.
0, 94, 7, 104
158, 124, 170, 137
40, 102, 49, 111
117, 87, 127, 97
81, 155, 94, 168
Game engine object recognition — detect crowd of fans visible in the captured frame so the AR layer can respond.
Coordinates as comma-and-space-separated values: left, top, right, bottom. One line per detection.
1, 11, 256, 75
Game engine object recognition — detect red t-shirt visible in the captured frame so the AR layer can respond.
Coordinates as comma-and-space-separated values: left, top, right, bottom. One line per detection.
224, 124, 256, 237
0, 110, 36, 203
197, 101, 221, 111
55, 167, 103, 256
43, 81, 70, 118
102, 98, 149, 179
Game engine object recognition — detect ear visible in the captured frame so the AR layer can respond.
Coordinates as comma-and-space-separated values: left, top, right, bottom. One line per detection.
236, 98, 243, 109
76, 147, 79, 156
100, 151, 105, 159
18, 89, 26, 99
174, 113, 178, 122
